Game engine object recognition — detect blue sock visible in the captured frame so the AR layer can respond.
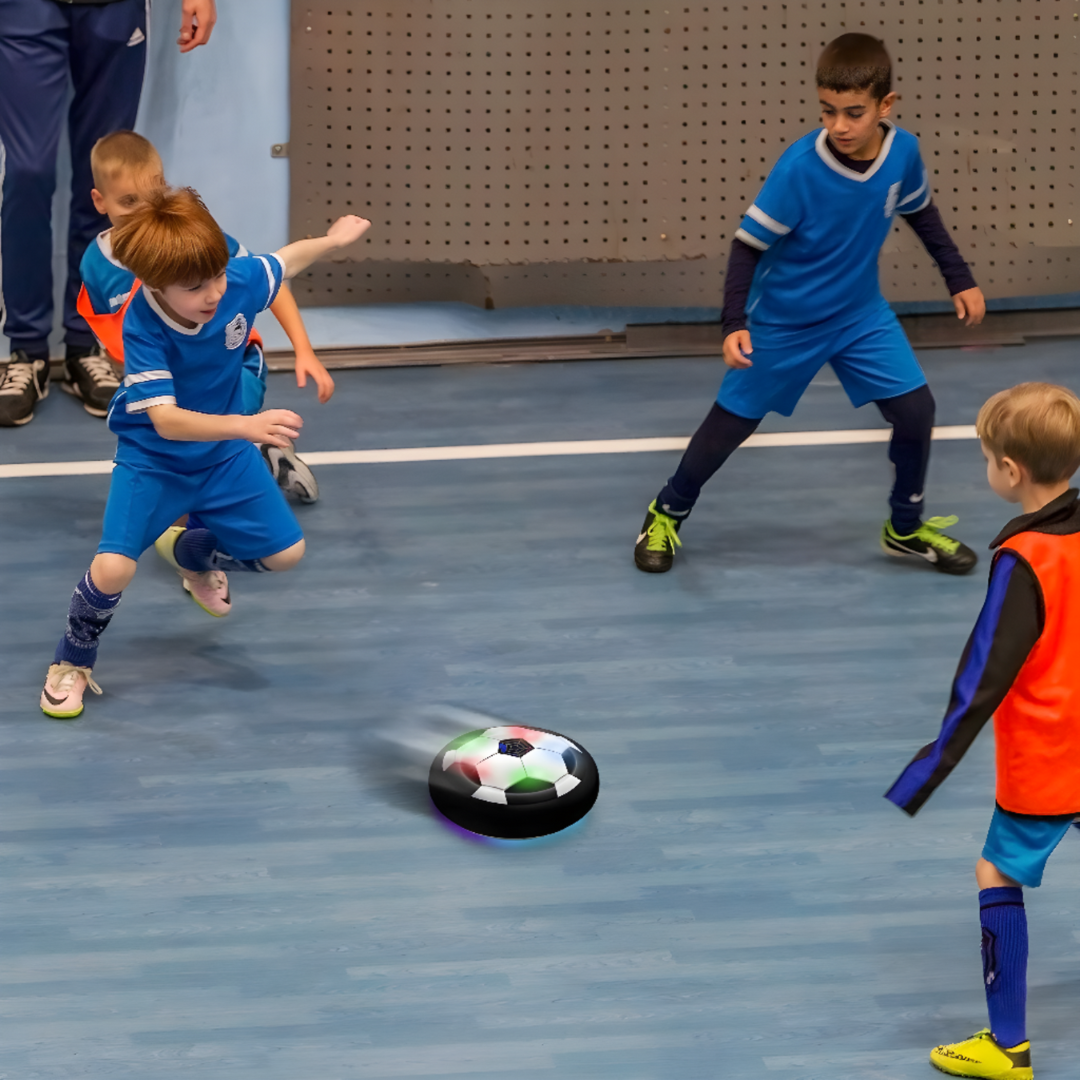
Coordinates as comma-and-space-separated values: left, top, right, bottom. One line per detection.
54, 570, 122, 669
980, 886, 1028, 1048
173, 527, 217, 572
174, 527, 271, 574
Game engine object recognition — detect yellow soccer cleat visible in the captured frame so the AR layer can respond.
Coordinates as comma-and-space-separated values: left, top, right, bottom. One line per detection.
930, 1028, 1032, 1079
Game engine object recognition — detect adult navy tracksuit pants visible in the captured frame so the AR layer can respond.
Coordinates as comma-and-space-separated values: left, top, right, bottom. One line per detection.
0, 0, 147, 355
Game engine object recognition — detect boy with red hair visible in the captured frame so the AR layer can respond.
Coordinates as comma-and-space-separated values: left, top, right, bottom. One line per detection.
78, 130, 329, 503
39, 188, 369, 718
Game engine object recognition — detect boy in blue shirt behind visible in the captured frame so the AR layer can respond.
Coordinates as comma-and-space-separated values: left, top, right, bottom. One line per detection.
78, 130, 331, 503
39, 188, 370, 718
634, 33, 986, 577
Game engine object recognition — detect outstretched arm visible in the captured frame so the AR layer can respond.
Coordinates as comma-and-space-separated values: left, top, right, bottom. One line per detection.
275, 216, 372, 280
268, 284, 335, 403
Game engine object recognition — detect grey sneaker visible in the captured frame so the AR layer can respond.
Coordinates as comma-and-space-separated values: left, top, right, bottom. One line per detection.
0, 351, 50, 427
260, 437, 319, 503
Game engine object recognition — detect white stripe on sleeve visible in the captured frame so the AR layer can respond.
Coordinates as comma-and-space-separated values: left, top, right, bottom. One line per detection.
899, 189, 932, 214
126, 395, 177, 413
897, 171, 929, 208
123, 370, 173, 386
746, 204, 792, 236
734, 228, 770, 252
255, 255, 275, 303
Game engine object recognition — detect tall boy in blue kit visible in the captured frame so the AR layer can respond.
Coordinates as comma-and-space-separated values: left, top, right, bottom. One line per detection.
38, 188, 371, 718
887, 382, 1080, 1080
634, 33, 987, 575
78, 130, 332, 503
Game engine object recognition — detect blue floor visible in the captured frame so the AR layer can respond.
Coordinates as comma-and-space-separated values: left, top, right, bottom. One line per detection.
3, 340, 1080, 1078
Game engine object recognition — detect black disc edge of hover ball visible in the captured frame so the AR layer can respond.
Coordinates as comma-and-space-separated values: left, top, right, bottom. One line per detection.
428, 726, 600, 839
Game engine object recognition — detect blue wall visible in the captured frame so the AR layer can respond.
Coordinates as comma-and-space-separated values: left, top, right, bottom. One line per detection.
137, 0, 291, 255
3, 0, 291, 357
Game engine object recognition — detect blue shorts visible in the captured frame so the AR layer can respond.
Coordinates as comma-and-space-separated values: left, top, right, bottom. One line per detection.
241, 340, 267, 416
718, 302, 927, 419
982, 804, 1078, 888
99, 442, 303, 561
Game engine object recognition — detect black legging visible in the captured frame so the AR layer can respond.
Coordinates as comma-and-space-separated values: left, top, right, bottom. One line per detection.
654, 384, 935, 531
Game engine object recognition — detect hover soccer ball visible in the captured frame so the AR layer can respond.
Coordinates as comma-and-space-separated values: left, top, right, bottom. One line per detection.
428, 725, 599, 839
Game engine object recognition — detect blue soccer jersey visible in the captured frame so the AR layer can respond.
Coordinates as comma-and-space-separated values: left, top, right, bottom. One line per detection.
107, 253, 285, 470
734, 121, 930, 329
80, 229, 248, 316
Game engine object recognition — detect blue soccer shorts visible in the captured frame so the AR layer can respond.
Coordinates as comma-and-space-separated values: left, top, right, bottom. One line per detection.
981, 804, 1078, 888
98, 442, 303, 561
717, 302, 927, 419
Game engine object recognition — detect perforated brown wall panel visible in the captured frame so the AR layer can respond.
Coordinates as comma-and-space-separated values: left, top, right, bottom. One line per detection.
290, 0, 1079, 308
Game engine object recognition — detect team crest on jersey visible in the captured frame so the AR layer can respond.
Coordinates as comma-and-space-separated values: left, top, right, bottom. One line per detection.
224, 313, 248, 350
884, 181, 902, 218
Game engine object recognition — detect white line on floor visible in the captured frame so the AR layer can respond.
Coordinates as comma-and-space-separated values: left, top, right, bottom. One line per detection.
0, 424, 978, 479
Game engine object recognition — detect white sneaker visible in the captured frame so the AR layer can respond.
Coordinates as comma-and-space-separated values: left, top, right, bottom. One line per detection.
40, 663, 102, 719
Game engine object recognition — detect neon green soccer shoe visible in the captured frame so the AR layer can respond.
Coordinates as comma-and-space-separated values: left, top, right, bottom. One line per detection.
930, 1029, 1032, 1079
634, 499, 683, 573
881, 515, 978, 575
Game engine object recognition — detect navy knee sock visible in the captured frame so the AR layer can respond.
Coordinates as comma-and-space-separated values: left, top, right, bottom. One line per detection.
980, 886, 1028, 1048
655, 403, 762, 519
55, 570, 122, 669
875, 384, 935, 535
174, 527, 271, 574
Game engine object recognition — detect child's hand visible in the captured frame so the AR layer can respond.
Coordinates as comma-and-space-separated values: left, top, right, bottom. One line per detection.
295, 350, 336, 404
327, 215, 372, 249
243, 409, 302, 448
954, 287, 986, 327
723, 330, 753, 369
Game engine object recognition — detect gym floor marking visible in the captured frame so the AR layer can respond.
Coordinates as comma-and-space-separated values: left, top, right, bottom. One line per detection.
0, 424, 978, 479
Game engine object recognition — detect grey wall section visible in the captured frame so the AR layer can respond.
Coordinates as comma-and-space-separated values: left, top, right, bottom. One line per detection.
290, 0, 1079, 308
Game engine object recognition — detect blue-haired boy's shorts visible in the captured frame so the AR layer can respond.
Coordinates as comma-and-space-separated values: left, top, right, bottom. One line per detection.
717, 302, 927, 419
981, 804, 1078, 888
98, 442, 303, 561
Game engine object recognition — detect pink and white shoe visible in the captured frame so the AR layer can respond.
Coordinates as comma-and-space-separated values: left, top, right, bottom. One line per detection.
153, 525, 232, 617
40, 663, 102, 719
181, 570, 232, 617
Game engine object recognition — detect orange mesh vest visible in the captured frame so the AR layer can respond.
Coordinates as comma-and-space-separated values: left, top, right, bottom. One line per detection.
77, 283, 263, 365
77, 281, 138, 362
994, 530, 1080, 815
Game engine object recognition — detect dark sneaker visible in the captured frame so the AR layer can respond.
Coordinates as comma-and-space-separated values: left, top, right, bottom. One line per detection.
62, 348, 121, 417
881, 515, 978, 576
0, 352, 50, 427
929, 1028, 1032, 1079
634, 499, 683, 573
260, 437, 319, 503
